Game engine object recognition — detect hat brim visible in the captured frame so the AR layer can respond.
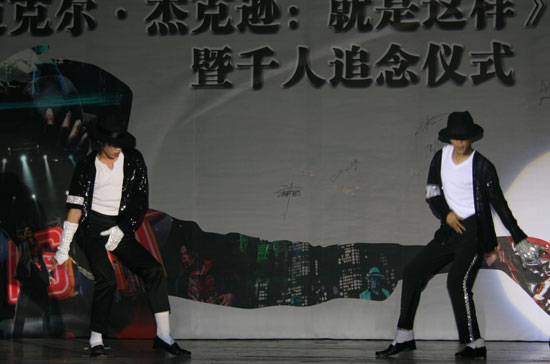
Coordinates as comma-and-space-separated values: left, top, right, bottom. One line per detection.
87, 119, 136, 149
438, 124, 484, 143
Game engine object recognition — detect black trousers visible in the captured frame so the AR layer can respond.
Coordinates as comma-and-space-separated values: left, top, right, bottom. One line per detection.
84, 211, 170, 334
397, 216, 482, 343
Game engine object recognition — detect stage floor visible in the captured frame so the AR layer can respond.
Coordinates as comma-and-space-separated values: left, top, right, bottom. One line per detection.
2, 338, 549, 363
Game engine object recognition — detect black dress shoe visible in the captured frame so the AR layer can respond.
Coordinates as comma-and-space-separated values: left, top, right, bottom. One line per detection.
89, 344, 105, 357
153, 336, 191, 356
455, 346, 487, 360
375, 340, 416, 358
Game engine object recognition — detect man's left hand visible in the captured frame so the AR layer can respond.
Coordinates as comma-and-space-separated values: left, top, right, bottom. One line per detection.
100, 226, 124, 251
515, 239, 543, 269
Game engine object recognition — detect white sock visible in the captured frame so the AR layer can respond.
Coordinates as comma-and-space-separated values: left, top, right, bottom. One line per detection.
467, 338, 485, 349
392, 328, 414, 345
89, 331, 103, 348
154, 311, 175, 345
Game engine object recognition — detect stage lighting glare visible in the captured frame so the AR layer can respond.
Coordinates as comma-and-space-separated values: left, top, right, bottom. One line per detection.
65, 190, 69, 195
31, 194, 36, 199
20, 155, 27, 162
2, 158, 6, 164
43, 154, 48, 160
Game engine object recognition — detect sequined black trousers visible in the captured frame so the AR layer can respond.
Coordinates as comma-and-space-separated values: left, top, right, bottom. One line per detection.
397, 216, 482, 343
84, 211, 170, 334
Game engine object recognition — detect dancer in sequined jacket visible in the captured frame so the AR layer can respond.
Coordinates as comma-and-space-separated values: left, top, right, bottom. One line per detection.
52, 109, 190, 357
376, 111, 541, 360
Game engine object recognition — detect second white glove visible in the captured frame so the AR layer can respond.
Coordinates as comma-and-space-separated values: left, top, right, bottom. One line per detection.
100, 225, 124, 251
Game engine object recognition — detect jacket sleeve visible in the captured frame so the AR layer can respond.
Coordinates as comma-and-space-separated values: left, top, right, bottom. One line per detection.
484, 161, 527, 244
426, 150, 451, 223
65, 163, 87, 211
117, 151, 149, 236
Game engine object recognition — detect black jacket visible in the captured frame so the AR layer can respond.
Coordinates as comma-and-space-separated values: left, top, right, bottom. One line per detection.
65, 148, 149, 236
426, 149, 526, 253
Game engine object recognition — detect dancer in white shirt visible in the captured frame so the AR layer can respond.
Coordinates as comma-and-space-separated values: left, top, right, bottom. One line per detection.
52, 109, 190, 357
376, 111, 542, 360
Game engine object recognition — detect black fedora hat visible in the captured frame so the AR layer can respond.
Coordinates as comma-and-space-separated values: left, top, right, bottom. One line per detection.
438, 111, 484, 143
87, 109, 136, 149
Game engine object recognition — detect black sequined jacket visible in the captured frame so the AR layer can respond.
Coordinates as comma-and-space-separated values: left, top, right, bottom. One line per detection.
65, 148, 149, 236
426, 149, 526, 253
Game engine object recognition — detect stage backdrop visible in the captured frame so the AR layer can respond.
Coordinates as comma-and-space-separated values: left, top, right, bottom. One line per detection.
0, 0, 549, 341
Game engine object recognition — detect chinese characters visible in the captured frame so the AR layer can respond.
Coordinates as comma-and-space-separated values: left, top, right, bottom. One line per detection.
191, 41, 516, 89
7, 0, 97, 37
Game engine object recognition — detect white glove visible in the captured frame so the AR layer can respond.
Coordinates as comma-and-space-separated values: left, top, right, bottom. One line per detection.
54, 221, 79, 265
100, 225, 124, 251
515, 239, 543, 269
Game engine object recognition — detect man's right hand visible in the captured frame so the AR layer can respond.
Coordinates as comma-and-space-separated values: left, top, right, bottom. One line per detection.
53, 220, 79, 267
53, 249, 69, 266
446, 211, 466, 234
50, 256, 59, 270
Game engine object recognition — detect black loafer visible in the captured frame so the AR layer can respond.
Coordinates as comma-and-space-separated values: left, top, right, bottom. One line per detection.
375, 340, 416, 358
153, 336, 191, 356
455, 346, 487, 360
89, 344, 105, 357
